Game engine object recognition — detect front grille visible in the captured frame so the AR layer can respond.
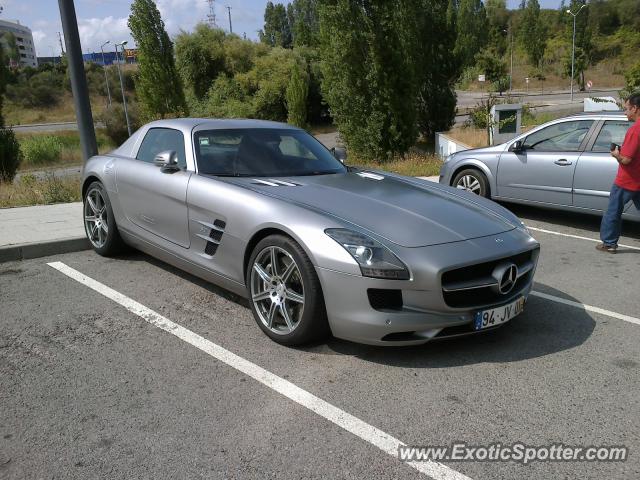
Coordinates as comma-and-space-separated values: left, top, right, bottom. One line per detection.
441, 249, 537, 309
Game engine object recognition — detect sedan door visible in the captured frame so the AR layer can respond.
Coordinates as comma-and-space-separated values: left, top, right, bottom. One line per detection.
573, 119, 634, 213
115, 127, 192, 248
497, 120, 594, 205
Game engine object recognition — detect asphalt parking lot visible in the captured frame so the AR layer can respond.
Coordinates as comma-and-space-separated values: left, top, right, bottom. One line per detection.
1, 204, 639, 479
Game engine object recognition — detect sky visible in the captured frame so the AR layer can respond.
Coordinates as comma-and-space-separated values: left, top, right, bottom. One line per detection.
2, 0, 566, 58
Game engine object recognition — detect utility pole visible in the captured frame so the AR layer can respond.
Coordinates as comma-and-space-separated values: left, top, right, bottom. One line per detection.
114, 41, 132, 136
226, 6, 232, 33
566, 4, 586, 103
57, 31, 65, 56
100, 40, 112, 106
58, 0, 97, 162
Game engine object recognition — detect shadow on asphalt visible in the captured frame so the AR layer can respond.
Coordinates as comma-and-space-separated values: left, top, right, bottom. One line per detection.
499, 201, 640, 239
310, 284, 596, 367
118, 252, 595, 366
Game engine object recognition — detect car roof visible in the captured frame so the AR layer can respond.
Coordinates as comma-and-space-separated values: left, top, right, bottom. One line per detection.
144, 118, 301, 131
562, 111, 627, 120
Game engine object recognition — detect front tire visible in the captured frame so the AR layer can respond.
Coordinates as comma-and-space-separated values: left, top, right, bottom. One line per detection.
247, 235, 329, 346
83, 181, 125, 256
452, 168, 490, 198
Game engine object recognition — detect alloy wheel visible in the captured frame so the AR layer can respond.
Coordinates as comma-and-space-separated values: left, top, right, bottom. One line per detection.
84, 187, 109, 249
250, 246, 305, 335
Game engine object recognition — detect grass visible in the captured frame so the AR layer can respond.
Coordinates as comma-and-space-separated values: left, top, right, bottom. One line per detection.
0, 174, 81, 208
15, 130, 116, 172
3, 93, 110, 126
350, 150, 442, 177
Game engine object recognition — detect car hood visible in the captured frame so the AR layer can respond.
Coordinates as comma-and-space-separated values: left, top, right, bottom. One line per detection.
229, 172, 517, 247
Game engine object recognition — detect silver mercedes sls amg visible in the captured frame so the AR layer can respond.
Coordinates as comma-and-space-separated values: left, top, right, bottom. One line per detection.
82, 119, 540, 346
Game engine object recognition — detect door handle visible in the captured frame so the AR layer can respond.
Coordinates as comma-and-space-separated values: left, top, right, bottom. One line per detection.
554, 159, 572, 166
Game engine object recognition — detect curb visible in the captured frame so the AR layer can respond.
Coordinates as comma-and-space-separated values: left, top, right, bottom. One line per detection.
0, 237, 91, 263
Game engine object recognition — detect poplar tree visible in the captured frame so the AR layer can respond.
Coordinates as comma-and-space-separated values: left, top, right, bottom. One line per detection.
520, 0, 547, 67
454, 0, 488, 69
128, 0, 187, 119
286, 59, 309, 128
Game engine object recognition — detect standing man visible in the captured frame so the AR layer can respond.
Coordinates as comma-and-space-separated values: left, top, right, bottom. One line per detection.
597, 92, 640, 253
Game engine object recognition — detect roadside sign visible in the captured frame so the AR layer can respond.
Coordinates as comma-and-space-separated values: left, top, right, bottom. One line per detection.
478, 74, 486, 82
525, 77, 529, 84
586, 80, 593, 89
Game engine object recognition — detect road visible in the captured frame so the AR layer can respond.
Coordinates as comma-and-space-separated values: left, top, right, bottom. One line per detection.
456, 88, 621, 109
1, 202, 639, 479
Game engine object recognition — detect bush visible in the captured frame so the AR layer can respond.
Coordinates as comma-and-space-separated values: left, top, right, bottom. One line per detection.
43, 174, 78, 204
99, 103, 140, 145
0, 128, 22, 182
20, 135, 63, 167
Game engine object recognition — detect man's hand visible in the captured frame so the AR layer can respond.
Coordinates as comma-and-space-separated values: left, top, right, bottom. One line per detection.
611, 146, 632, 165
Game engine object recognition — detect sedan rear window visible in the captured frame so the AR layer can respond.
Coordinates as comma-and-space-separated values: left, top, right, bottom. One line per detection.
194, 128, 346, 177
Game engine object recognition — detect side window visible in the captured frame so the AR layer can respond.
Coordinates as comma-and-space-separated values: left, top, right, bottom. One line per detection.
591, 120, 633, 152
136, 128, 187, 168
523, 120, 593, 152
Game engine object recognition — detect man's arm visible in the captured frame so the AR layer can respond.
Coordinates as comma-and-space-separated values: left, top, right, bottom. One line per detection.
611, 147, 633, 165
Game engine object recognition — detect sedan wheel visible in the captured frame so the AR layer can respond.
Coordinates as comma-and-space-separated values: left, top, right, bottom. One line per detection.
452, 169, 489, 198
247, 235, 329, 345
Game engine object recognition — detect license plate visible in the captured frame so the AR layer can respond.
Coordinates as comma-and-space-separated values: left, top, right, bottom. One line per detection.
474, 297, 525, 330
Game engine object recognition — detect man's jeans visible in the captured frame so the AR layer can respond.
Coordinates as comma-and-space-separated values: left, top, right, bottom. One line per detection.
600, 184, 640, 246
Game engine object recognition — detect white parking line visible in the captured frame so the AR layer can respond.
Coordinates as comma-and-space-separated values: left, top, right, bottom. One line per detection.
527, 226, 640, 251
47, 261, 471, 480
531, 291, 640, 327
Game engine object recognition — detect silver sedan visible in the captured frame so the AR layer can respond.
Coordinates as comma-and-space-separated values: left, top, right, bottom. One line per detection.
82, 119, 539, 346
440, 111, 640, 222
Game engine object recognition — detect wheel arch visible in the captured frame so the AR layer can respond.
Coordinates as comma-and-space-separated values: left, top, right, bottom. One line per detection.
82, 175, 102, 199
243, 227, 311, 285
450, 160, 495, 197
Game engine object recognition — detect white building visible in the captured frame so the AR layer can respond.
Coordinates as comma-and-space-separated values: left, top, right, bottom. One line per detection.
0, 19, 38, 68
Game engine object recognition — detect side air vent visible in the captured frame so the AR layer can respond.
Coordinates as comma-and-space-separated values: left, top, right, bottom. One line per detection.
196, 219, 227, 258
251, 179, 301, 187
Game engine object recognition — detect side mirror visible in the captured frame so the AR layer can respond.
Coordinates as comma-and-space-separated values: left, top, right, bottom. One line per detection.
153, 150, 179, 171
331, 146, 347, 163
508, 140, 525, 153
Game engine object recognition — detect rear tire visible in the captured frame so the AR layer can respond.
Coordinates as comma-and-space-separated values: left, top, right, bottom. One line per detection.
246, 234, 329, 346
452, 169, 490, 198
83, 181, 125, 256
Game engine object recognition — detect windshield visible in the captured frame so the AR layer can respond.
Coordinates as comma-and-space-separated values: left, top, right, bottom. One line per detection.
194, 128, 347, 177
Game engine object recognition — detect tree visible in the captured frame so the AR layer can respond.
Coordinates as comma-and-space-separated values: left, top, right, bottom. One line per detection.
454, 0, 488, 69
128, 0, 187, 119
319, 0, 420, 160
286, 59, 309, 128
415, 0, 459, 139
520, 0, 546, 68
475, 48, 508, 94
0, 47, 21, 182
563, 0, 592, 91
260, 2, 292, 48
175, 25, 227, 99
486, 0, 509, 56
287, 0, 320, 47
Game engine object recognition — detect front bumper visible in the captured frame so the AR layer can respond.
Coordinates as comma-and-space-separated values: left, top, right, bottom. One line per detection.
315, 230, 539, 346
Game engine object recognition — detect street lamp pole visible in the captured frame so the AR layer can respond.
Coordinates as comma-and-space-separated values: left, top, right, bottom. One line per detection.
100, 40, 112, 106
566, 4, 586, 103
114, 41, 131, 136
503, 26, 514, 93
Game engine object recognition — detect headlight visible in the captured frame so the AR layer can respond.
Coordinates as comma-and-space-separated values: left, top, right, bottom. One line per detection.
325, 228, 410, 280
